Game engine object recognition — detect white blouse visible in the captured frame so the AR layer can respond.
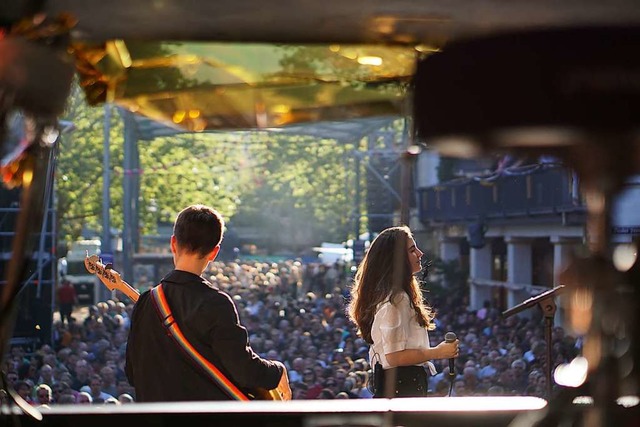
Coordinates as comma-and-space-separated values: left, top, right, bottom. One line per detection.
369, 292, 437, 374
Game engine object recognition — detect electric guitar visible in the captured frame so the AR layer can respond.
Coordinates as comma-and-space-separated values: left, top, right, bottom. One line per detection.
84, 254, 285, 401
84, 254, 140, 302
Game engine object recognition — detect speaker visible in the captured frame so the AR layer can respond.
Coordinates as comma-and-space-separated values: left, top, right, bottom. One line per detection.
468, 222, 487, 249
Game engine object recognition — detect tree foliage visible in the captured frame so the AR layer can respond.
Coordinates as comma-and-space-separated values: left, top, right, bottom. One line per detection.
231, 131, 356, 251
57, 84, 371, 253
136, 132, 247, 233
57, 84, 120, 245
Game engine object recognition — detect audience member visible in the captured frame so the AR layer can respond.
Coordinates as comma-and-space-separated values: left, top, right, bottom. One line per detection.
34, 383, 52, 406
3, 259, 577, 402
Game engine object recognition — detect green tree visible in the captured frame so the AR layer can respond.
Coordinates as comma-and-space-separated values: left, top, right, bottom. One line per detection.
57, 84, 121, 244
58, 84, 403, 255
230, 131, 356, 251
57, 84, 246, 247
137, 131, 248, 231
423, 254, 470, 305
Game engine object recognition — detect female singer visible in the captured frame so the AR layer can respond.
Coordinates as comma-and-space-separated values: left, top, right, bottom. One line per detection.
347, 226, 459, 397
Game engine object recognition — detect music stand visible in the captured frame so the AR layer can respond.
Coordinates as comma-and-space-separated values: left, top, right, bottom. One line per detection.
502, 285, 565, 399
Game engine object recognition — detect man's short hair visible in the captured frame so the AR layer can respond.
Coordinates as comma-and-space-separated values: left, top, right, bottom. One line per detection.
173, 205, 224, 257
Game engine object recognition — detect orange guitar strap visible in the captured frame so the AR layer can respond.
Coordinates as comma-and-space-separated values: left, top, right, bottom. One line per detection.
150, 284, 250, 401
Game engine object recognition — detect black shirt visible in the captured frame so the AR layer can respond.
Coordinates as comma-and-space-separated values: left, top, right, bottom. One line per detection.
125, 270, 283, 402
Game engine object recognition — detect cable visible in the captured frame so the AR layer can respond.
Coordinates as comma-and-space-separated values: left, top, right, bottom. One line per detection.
448, 376, 454, 397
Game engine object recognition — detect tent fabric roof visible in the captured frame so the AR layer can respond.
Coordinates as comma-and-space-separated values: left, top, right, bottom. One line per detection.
37, 1, 640, 140
75, 41, 414, 134
132, 113, 400, 142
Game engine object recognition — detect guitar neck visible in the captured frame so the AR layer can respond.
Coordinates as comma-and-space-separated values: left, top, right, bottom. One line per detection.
117, 279, 140, 303
85, 254, 140, 303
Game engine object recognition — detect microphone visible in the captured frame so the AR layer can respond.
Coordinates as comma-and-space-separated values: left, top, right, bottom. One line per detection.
445, 332, 457, 378
420, 258, 431, 282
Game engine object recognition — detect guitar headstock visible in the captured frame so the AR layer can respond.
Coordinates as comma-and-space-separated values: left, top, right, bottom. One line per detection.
84, 254, 122, 292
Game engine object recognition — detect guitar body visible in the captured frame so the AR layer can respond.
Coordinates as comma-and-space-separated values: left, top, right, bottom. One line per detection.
84, 254, 286, 401
247, 388, 282, 401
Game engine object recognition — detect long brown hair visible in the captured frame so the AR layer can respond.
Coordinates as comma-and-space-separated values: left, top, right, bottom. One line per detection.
347, 226, 434, 344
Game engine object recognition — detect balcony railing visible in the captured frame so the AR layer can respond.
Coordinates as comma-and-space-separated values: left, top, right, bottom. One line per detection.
417, 164, 586, 223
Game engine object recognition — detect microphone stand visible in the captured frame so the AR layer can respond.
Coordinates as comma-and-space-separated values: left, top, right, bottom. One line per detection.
502, 285, 565, 400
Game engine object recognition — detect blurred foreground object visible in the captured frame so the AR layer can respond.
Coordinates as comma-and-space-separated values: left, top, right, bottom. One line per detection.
71, 41, 417, 132
0, 13, 74, 188
413, 26, 640, 426
0, 11, 75, 421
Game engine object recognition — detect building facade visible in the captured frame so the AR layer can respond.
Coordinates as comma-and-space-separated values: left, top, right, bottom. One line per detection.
415, 154, 587, 322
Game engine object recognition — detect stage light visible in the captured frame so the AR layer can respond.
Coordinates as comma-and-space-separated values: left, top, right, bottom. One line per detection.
554, 356, 588, 388
617, 396, 639, 408
613, 243, 637, 272
41, 125, 59, 146
357, 56, 383, 66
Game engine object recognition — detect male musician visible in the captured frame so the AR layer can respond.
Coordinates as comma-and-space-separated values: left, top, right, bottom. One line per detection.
125, 204, 291, 401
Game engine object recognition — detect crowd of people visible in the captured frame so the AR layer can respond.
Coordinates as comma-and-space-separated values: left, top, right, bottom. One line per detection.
2, 258, 580, 405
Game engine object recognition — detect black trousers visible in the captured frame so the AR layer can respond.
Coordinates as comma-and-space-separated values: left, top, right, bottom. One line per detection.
373, 365, 428, 398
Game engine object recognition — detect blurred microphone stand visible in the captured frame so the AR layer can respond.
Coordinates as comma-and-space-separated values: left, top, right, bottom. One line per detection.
503, 285, 566, 400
